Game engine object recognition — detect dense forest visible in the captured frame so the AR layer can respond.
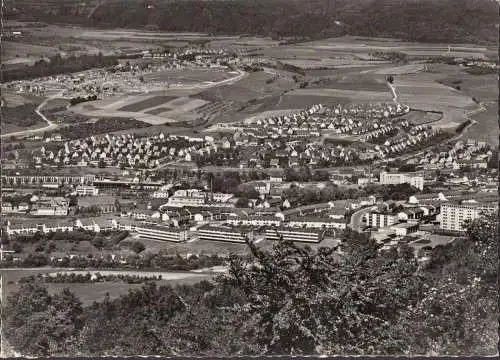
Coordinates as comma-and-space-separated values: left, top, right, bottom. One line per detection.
5, 0, 498, 45
3, 213, 497, 356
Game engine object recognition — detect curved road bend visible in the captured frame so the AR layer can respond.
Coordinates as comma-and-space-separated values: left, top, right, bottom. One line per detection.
349, 205, 377, 232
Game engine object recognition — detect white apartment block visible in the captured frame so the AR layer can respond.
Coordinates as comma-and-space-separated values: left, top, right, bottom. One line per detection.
197, 225, 248, 243
365, 212, 398, 228
136, 225, 187, 242
286, 218, 347, 230
226, 216, 281, 227
379, 171, 424, 191
265, 228, 324, 243
440, 203, 498, 231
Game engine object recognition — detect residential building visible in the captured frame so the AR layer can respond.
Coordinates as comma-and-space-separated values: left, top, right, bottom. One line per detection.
75, 185, 99, 196
265, 227, 325, 243
6, 221, 74, 236
136, 224, 188, 242
379, 171, 424, 191
1, 202, 13, 213
226, 216, 281, 227
286, 217, 347, 230
397, 208, 425, 222
197, 224, 250, 243
167, 189, 206, 207
440, 202, 498, 231
365, 211, 398, 228
390, 222, 419, 236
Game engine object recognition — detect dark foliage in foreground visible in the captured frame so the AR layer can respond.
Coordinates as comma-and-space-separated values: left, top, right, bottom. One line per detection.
3, 214, 497, 356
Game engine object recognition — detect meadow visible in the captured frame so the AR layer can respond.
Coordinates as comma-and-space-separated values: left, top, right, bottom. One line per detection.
1, 268, 213, 305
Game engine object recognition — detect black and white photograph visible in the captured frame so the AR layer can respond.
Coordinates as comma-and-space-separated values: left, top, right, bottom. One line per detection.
0, 0, 498, 357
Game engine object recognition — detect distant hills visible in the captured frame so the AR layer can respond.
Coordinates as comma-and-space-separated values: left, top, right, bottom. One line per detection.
4, 0, 499, 45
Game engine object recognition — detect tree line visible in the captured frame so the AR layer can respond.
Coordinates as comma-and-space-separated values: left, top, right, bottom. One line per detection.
20, 272, 165, 285
3, 213, 497, 356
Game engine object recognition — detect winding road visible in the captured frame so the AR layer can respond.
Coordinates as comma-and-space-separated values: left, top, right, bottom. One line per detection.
1, 91, 62, 139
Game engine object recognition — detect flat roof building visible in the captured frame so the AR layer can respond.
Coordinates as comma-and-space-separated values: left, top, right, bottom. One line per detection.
136, 224, 188, 242
197, 224, 250, 243
440, 202, 498, 232
265, 227, 325, 243
380, 171, 424, 191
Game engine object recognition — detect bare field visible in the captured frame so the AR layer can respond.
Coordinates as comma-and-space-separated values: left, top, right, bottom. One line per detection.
1, 91, 43, 107
466, 104, 499, 145
143, 69, 233, 83
145, 107, 172, 115
2, 40, 58, 62
118, 95, 178, 112
279, 58, 389, 69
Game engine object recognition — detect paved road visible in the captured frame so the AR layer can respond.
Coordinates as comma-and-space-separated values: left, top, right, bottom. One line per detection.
349, 205, 377, 231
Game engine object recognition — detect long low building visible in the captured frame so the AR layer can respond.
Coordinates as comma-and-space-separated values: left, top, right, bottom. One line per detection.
286, 217, 347, 230
136, 224, 188, 242
226, 216, 281, 227
265, 227, 325, 243
5, 222, 74, 236
197, 224, 249, 243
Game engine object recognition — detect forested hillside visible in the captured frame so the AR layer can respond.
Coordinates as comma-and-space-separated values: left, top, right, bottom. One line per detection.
4, 0, 498, 44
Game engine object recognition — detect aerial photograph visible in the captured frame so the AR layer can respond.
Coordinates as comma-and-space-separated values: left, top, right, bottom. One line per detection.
0, 0, 498, 357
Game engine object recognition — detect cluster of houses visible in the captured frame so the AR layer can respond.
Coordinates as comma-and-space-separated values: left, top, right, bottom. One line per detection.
412, 139, 492, 170
142, 47, 238, 69
372, 126, 442, 158
32, 132, 222, 169
236, 102, 410, 140
2, 195, 69, 216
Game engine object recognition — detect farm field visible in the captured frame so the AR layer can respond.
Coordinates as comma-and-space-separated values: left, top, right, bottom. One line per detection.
142, 69, 233, 83
467, 104, 499, 146
118, 95, 178, 112
1, 40, 59, 66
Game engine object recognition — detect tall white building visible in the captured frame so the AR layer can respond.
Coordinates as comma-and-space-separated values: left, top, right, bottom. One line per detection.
365, 211, 398, 228
379, 171, 424, 191
440, 203, 498, 231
